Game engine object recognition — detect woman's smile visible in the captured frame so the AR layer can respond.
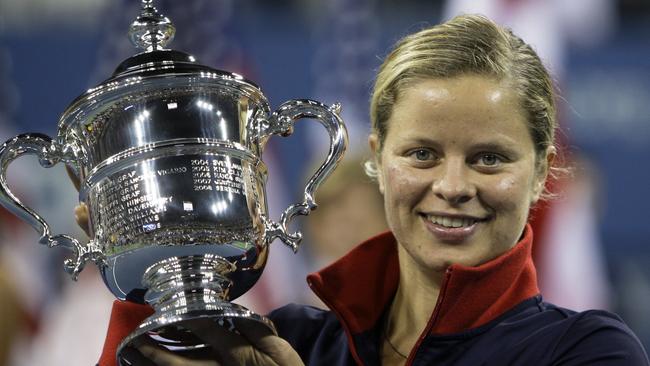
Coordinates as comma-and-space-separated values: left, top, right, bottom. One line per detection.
420, 212, 487, 243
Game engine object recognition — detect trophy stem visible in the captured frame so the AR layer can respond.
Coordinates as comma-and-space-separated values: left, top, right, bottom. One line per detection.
143, 254, 236, 311
116, 254, 277, 364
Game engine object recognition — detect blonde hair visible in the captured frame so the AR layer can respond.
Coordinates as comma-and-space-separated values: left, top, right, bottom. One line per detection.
366, 14, 559, 182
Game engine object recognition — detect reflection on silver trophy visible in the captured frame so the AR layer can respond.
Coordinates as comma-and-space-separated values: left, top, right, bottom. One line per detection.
0, 0, 347, 363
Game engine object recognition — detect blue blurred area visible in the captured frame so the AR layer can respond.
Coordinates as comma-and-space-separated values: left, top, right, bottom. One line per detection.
565, 18, 650, 344
567, 24, 650, 242
2, 33, 101, 135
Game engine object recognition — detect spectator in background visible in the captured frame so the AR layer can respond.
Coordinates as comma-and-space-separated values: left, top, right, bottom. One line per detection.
0, 266, 26, 366
0, 207, 37, 366
305, 157, 388, 268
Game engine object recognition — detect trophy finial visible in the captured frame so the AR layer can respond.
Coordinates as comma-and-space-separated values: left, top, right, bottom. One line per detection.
128, 0, 176, 52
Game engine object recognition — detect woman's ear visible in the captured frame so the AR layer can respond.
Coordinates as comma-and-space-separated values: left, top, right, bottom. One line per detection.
532, 146, 557, 202
368, 133, 384, 194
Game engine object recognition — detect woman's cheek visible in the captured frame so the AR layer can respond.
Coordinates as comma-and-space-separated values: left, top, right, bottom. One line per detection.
490, 173, 531, 212
495, 175, 517, 193
384, 163, 423, 199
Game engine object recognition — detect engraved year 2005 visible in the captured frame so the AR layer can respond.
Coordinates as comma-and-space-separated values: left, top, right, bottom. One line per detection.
190, 159, 244, 195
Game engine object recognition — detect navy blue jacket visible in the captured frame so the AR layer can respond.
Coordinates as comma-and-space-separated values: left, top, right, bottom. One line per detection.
270, 298, 647, 365
268, 226, 649, 365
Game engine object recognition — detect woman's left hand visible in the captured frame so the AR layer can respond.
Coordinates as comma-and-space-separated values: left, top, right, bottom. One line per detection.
122, 318, 305, 366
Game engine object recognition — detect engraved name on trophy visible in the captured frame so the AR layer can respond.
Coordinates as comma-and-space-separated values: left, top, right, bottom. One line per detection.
0, 1, 347, 363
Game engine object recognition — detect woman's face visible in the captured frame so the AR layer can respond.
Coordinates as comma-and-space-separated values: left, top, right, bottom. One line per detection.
370, 75, 552, 273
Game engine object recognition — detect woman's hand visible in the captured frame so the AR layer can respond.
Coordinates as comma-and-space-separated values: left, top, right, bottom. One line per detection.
74, 202, 90, 236
66, 165, 91, 236
122, 318, 304, 366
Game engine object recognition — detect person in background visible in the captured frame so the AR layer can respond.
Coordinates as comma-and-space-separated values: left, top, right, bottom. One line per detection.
305, 158, 388, 268
0, 265, 26, 366
95, 14, 649, 365
0, 207, 39, 366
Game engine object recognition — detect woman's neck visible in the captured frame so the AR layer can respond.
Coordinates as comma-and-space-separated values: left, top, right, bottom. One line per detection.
382, 245, 445, 365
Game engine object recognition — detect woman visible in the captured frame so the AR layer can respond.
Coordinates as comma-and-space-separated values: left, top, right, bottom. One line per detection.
96, 14, 649, 365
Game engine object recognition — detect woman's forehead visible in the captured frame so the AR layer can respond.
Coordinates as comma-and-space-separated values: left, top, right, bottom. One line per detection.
397, 76, 517, 105
383, 76, 533, 148
393, 78, 523, 119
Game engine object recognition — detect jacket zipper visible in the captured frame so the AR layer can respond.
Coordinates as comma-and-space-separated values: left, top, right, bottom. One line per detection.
404, 267, 454, 365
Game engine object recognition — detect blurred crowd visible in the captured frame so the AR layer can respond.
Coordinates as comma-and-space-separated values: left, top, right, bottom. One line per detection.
0, 0, 649, 365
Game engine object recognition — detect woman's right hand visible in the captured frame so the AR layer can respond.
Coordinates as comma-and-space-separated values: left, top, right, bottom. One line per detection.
121, 318, 304, 366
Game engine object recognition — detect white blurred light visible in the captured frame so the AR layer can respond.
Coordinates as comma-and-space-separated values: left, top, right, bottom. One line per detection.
183, 201, 194, 212
211, 200, 228, 215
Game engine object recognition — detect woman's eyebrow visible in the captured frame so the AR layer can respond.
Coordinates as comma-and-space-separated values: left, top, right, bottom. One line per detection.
401, 136, 442, 147
469, 141, 520, 155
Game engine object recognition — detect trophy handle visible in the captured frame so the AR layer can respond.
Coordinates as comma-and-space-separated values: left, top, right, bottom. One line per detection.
259, 99, 348, 252
0, 133, 104, 280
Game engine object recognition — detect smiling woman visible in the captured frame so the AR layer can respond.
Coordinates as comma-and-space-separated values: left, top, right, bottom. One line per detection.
96, 14, 649, 366
370, 74, 550, 274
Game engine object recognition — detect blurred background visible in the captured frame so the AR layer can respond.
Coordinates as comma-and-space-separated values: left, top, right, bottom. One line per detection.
0, 0, 648, 364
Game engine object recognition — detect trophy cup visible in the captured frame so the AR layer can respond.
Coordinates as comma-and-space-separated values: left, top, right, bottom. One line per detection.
0, 1, 347, 363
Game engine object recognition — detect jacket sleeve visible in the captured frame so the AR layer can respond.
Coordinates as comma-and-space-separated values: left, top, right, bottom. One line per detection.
97, 300, 154, 366
551, 310, 650, 365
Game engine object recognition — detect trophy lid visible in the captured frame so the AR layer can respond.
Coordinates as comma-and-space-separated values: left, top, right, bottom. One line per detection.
58, 0, 264, 138
109, 0, 241, 81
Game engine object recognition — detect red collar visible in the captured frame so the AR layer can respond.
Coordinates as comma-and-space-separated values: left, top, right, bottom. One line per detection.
307, 224, 539, 336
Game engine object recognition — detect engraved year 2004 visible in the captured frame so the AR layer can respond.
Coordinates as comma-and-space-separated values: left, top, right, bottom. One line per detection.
190, 159, 244, 195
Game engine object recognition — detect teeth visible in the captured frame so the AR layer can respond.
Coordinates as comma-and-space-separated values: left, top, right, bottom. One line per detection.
427, 215, 477, 228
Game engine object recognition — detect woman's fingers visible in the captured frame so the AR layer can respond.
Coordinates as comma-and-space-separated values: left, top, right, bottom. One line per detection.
231, 319, 304, 366
128, 319, 304, 366
133, 335, 220, 366
182, 319, 274, 366
137, 344, 220, 366
66, 163, 91, 236
73, 202, 90, 236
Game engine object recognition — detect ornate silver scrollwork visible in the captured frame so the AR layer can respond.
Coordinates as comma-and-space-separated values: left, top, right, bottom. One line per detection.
258, 100, 348, 252
0, 133, 106, 280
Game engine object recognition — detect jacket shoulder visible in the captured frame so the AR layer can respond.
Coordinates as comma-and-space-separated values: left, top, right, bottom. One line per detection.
268, 304, 351, 365
268, 303, 332, 335
551, 309, 650, 365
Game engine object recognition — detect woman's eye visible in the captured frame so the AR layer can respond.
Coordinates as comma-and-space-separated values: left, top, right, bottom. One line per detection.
411, 149, 434, 161
478, 153, 502, 166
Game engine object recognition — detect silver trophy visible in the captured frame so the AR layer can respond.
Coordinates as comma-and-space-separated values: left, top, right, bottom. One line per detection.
0, 1, 347, 363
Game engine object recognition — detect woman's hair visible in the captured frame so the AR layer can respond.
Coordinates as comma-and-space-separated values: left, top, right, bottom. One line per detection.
367, 14, 559, 180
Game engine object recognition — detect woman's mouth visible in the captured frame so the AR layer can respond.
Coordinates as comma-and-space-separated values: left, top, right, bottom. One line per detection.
426, 214, 477, 228
421, 213, 486, 243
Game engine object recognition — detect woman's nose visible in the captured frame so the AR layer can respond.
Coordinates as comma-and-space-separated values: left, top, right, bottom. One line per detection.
431, 160, 476, 205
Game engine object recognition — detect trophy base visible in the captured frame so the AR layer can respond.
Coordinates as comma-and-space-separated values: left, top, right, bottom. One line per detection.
116, 254, 276, 364
116, 302, 277, 365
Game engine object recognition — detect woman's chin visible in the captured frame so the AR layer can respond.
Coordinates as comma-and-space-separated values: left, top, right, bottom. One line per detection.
409, 245, 488, 274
